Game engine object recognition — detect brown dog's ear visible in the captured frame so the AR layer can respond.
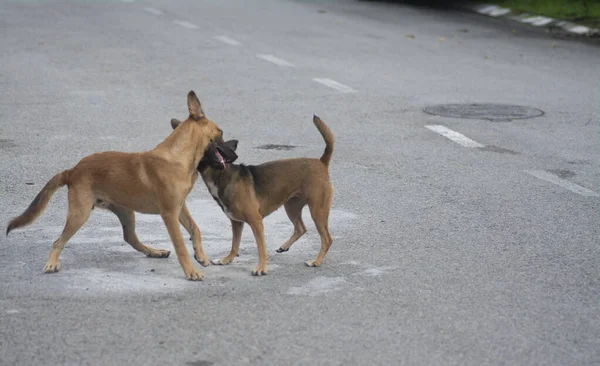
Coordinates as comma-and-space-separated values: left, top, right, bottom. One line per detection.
187, 91, 205, 120
170, 118, 182, 130
225, 140, 239, 151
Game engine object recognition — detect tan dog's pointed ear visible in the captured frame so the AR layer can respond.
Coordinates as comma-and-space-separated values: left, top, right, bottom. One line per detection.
170, 118, 182, 130
187, 91, 205, 120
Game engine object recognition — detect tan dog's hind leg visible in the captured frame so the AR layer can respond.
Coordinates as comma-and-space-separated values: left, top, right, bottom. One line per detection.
178, 203, 209, 267
212, 220, 244, 265
305, 188, 334, 267
44, 187, 93, 273
248, 218, 268, 276
276, 197, 307, 253
107, 204, 170, 258
161, 210, 203, 281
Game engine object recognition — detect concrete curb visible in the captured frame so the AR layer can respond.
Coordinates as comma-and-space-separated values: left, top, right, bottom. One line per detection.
463, 3, 599, 37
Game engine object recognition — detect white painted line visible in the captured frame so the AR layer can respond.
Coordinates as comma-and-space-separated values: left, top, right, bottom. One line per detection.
144, 7, 163, 16
555, 21, 590, 34
474, 5, 495, 13
489, 8, 511, 16
567, 25, 590, 34
425, 125, 484, 148
475, 5, 510, 17
524, 170, 599, 197
256, 54, 295, 67
313, 78, 356, 93
213, 35, 241, 46
173, 20, 198, 30
520, 16, 554, 26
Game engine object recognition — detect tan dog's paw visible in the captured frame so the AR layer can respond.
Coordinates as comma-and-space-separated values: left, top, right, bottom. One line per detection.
251, 266, 268, 276
194, 253, 211, 267
211, 257, 233, 265
184, 267, 204, 281
147, 249, 170, 258
304, 260, 321, 267
43, 262, 61, 273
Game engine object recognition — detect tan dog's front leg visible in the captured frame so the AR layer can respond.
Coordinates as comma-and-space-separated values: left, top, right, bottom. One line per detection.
212, 220, 244, 265
161, 210, 203, 281
179, 203, 209, 267
248, 219, 268, 276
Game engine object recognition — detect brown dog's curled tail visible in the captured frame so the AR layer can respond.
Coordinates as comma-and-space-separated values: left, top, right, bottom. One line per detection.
313, 115, 334, 167
6, 170, 70, 236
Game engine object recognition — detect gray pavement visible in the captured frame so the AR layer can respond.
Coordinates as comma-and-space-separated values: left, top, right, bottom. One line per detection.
1, 0, 599, 365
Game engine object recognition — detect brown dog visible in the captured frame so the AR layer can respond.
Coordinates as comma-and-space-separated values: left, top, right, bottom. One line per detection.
170, 115, 334, 276
6, 91, 234, 281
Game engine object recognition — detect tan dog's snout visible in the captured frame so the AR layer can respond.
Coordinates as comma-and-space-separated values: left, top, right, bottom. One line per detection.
172, 118, 238, 168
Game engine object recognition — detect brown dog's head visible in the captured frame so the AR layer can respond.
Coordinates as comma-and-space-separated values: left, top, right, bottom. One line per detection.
171, 115, 238, 171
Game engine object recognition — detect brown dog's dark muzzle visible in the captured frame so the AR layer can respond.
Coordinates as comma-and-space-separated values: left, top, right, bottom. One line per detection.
215, 139, 238, 164
198, 139, 238, 171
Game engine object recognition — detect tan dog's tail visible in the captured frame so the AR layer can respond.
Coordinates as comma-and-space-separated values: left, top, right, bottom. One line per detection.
6, 170, 70, 236
313, 115, 334, 167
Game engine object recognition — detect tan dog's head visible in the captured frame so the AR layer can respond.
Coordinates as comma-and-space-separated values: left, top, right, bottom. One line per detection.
171, 101, 238, 171
173, 91, 235, 168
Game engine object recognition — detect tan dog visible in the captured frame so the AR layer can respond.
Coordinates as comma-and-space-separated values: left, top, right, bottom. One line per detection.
6, 91, 231, 281
170, 115, 334, 276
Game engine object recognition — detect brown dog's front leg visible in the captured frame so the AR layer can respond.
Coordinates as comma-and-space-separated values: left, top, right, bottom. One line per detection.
161, 210, 203, 281
212, 220, 244, 265
248, 219, 268, 276
179, 203, 209, 267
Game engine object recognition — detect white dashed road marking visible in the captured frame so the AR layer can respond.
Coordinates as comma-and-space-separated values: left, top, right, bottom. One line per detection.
520, 16, 554, 26
425, 125, 485, 148
524, 170, 600, 197
144, 7, 163, 16
474, 5, 511, 17
565, 25, 591, 35
257, 54, 295, 67
214, 35, 241, 46
173, 20, 198, 30
313, 78, 356, 93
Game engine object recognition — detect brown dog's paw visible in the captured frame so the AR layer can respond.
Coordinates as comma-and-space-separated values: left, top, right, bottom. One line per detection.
148, 249, 170, 258
304, 260, 321, 267
185, 268, 204, 281
251, 267, 268, 276
276, 247, 289, 253
194, 253, 211, 267
43, 262, 61, 273
211, 257, 233, 265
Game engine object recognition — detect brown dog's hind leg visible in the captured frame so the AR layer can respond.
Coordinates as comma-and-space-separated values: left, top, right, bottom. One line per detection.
305, 188, 334, 267
212, 220, 244, 265
178, 203, 209, 267
44, 187, 93, 273
107, 204, 170, 258
276, 198, 307, 253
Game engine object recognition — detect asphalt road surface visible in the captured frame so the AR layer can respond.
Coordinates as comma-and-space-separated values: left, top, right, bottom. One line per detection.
1, 0, 599, 365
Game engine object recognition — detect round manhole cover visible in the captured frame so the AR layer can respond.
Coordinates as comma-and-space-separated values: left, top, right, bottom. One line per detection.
423, 103, 544, 121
